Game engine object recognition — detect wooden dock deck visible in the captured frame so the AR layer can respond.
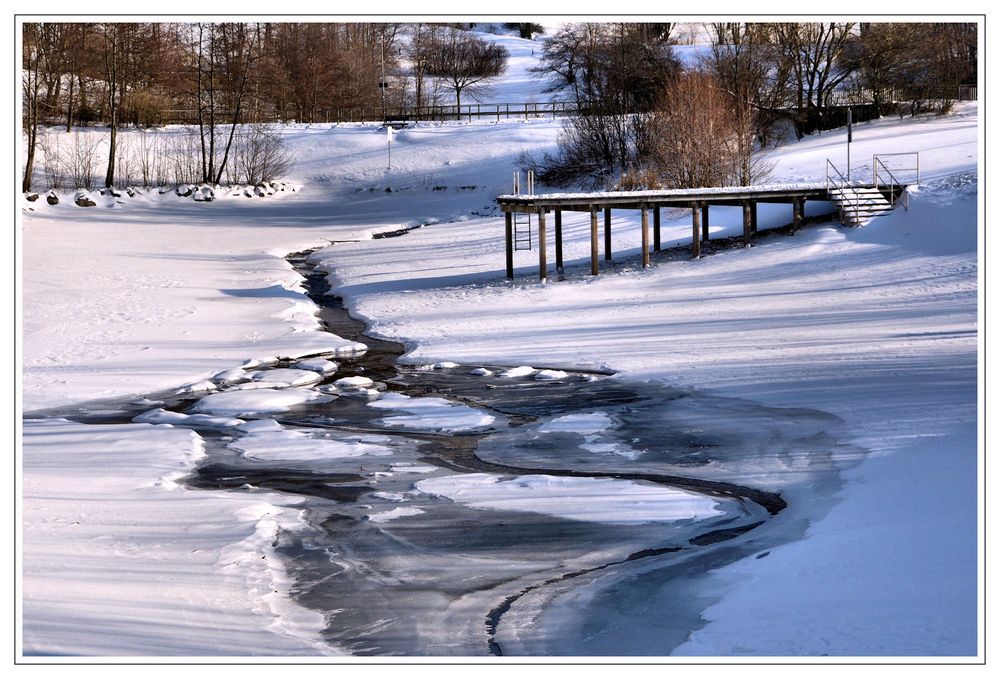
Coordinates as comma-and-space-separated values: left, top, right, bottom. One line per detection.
496, 182, 903, 280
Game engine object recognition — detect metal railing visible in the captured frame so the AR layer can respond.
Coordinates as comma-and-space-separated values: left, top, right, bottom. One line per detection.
826, 159, 861, 226
873, 155, 912, 210
872, 152, 920, 185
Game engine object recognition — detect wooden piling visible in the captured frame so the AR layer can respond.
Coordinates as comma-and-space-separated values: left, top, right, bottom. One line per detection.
750, 201, 758, 233
538, 209, 547, 281
691, 203, 701, 259
590, 207, 599, 275
792, 198, 803, 232
555, 209, 564, 272
653, 206, 661, 252
604, 207, 612, 261
701, 204, 710, 241
641, 204, 650, 268
743, 202, 752, 246
505, 211, 514, 279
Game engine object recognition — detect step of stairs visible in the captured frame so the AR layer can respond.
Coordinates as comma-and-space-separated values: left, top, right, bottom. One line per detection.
827, 186, 897, 226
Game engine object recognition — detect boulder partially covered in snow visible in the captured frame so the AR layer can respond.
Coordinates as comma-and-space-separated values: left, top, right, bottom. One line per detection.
193, 185, 215, 202
25, 192, 39, 202
46, 191, 59, 205
74, 192, 97, 207
175, 184, 193, 197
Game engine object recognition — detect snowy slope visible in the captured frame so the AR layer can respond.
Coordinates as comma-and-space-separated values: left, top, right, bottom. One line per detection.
19, 88, 980, 658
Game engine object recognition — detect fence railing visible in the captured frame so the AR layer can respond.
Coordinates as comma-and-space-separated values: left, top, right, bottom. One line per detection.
827, 85, 978, 107
152, 101, 579, 126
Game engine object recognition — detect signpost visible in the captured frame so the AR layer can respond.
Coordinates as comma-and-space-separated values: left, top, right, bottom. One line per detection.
387, 124, 393, 170
847, 106, 853, 181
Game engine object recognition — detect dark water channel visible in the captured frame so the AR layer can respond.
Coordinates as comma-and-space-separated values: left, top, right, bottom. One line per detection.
24, 247, 862, 657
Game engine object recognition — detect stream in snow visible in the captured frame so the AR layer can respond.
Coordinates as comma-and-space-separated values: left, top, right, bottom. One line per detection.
25, 248, 865, 656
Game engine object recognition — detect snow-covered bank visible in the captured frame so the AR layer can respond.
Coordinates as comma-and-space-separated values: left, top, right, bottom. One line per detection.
21, 418, 337, 656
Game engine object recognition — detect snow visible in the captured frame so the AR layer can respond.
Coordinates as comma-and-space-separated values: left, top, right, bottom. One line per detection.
293, 357, 339, 374
230, 427, 395, 462
21, 418, 336, 656
18, 66, 982, 659
368, 391, 495, 432
533, 369, 568, 380
132, 407, 245, 430
415, 474, 724, 525
500, 365, 536, 378
245, 367, 324, 387
367, 506, 426, 524
333, 375, 374, 390
190, 387, 331, 417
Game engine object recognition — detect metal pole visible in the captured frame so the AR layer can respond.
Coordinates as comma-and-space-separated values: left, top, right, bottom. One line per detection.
846, 106, 852, 182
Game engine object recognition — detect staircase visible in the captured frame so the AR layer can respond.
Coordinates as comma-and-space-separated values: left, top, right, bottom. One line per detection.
825, 157, 912, 227
827, 185, 896, 226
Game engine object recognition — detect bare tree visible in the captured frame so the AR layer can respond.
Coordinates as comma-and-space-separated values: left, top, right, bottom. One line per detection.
425, 27, 508, 110
773, 22, 858, 137
530, 23, 679, 187
22, 23, 47, 192
98, 22, 149, 187
704, 23, 789, 145
648, 72, 772, 189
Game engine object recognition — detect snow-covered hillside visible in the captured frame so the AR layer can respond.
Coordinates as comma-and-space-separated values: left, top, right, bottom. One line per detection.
19, 66, 980, 658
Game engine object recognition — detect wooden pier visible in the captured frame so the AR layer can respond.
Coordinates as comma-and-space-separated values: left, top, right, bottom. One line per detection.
497, 182, 905, 281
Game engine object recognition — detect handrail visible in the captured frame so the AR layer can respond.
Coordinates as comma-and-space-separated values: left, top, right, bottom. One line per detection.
826, 159, 861, 225
872, 152, 920, 184
873, 156, 908, 210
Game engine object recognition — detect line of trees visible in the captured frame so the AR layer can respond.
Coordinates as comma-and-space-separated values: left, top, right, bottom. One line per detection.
22, 21, 512, 191
530, 21, 976, 189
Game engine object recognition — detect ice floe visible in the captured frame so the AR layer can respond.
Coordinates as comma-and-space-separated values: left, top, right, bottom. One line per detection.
191, 387, 331, 417
416, 474, 722, 524
368, 392, 495, 432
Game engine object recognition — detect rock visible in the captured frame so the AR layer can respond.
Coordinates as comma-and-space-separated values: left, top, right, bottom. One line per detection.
158, 186, 171, 194
74, 192, 97, 207
175, 184, 193, 197
244, 188, 254, 198
126, 187, 136, 197
25, 192, 39, 202
254, 185, 266, 197
193, 185, 215, 202
46, 191, 59, 205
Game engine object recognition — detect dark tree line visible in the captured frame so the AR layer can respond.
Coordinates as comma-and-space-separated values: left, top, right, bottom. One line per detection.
22, 21, 512, 191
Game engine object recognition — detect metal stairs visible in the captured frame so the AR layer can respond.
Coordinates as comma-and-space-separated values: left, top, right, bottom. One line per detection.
827, 185, 896, 226
825, 155, 916, 227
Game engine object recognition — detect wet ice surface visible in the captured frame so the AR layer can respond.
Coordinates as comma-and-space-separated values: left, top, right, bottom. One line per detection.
23, 251, 864, 657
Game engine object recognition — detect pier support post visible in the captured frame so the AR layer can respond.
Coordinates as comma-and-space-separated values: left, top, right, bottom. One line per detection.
537, 209, 547, 281
590, 207, 599, 275
701, 204, 710, 241
691, 203, 701, 259
653, 206, 661, 252
641, 203, 650, 268
743, 202, 752, 247
750, 201, 758, 234
504, 211, 514, 279
792, 198, 803, 233
604, 207, 612, 261
555, 209, 564, 272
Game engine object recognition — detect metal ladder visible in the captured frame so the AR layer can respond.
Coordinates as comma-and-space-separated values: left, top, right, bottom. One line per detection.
512, 170, 535, 251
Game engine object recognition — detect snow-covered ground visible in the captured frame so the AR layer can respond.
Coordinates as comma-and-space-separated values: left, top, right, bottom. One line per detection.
18, 66, 981, 658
